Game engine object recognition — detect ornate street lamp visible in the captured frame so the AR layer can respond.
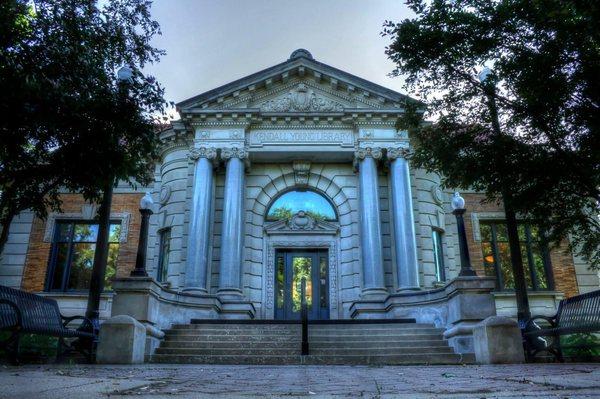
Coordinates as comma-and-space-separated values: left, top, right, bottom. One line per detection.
131, 192, 154, 277
451, 192, 477, 277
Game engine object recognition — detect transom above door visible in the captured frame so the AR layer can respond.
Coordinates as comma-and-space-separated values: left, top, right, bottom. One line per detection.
274, 249, 329, 320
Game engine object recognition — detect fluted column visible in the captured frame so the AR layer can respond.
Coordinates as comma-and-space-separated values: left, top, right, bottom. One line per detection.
388, 147, 420, 290
183, 147, 217, 293
355, 147, 387, 298
218, 147, 247, 299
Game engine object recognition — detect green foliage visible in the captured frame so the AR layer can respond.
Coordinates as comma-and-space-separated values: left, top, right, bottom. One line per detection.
0, 332, 58, 362
384, 0, 600, 269
561, 333, 600, 358
0, 0, 169, 255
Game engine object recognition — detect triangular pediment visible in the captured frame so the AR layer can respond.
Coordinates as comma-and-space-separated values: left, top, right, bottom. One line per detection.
177, 49, 421, 113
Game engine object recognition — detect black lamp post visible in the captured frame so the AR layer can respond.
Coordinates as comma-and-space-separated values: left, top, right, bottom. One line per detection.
451, 192, 477, 277
131, 192, 153, 277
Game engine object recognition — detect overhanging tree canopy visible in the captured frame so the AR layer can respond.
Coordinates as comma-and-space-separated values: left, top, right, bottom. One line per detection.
384, 0, 600, 269
0, 0, 169, 255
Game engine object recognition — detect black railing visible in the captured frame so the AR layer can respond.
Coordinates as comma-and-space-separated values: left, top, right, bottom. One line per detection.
300, 278, 309, 355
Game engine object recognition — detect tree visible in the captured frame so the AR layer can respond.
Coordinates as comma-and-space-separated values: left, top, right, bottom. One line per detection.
0, 0, 169, 257
383, 0, 600, 275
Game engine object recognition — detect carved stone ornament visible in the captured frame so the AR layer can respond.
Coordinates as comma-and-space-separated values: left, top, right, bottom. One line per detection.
293, 161, 311, 186
386, 147, 412, 161
261, 83, 344, 112
220, 147, 248, 160
354, 147, 383, 161
430, 184, 444, 205
263, 211, 340, 235
188, 146, 217, 161
159, 184, 172, 205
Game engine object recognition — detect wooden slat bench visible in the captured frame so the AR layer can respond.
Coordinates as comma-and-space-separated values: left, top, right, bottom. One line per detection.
524, 289, 600, 362
0, 285, 96, 364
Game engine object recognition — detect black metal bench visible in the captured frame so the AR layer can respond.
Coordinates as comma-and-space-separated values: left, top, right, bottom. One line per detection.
0, 285, 96, 364
524, 289, 600, 362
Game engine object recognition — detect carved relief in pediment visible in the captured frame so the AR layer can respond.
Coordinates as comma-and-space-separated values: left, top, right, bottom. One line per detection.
259, 84, 344, 112
264, 211, 339, 235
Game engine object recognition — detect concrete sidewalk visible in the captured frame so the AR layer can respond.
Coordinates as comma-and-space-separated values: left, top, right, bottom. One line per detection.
0, 363, 599, 398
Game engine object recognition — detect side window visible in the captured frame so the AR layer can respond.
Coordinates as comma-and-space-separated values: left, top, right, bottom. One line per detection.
47, 221, 120, 291
157, 229, 171, 283
432, 229, 446, 282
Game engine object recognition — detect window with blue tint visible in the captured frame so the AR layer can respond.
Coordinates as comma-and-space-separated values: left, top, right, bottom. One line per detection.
46, 221, 120, 292
266, 190, 336, 221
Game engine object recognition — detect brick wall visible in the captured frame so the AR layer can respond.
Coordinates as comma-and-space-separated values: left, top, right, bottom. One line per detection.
462, 193, 579, 298
21, 193, 143, 292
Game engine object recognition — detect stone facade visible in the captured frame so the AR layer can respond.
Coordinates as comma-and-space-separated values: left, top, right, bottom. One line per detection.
0, 49, 597, 325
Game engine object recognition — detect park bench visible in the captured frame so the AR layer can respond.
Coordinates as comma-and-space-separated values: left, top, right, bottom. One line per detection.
0, 285, 96, 364
524, 289, 600, 362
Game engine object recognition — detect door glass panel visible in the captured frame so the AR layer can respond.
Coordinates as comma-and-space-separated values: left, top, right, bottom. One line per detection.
292, 256, 312, 312
276, 256, 284, 309
319, 256, 327, 308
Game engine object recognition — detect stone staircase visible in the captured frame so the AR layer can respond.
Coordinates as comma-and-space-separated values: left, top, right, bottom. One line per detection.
150, 321, 475, 365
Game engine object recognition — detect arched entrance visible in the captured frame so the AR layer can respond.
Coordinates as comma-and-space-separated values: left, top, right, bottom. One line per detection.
263, 189, 340, 320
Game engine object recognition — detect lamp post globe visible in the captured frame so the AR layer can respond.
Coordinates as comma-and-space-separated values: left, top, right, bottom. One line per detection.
452, 192, 476, 277
131, 192, 154, 277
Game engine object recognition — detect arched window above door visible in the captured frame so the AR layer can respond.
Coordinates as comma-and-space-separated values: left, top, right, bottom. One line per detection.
266, 190, 337, 221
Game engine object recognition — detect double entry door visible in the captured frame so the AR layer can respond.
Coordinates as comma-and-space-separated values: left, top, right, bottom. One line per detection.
274, 249, 329, 320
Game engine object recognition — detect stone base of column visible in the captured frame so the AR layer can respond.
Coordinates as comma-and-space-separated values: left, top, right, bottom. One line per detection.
217, 288, 244, 301
360, 287, 389, 300
181, 287, 208, 295
396, 286, 421, 292
219, 300, 256, 320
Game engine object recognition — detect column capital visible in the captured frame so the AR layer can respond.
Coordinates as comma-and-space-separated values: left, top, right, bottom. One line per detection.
386, 146, 412, 161
354, 147, 383, 161
188, 146, 217, 161
221, 147, 248, 160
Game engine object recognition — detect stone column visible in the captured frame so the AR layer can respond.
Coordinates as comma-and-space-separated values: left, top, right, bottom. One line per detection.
183, 147, 217, 294
388, 147, 420, 290
218, 147, 247, 299
355, 147, 387, 298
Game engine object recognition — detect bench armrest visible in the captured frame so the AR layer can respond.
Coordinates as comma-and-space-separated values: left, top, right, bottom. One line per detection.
61, 315, 92, 330
0, 298, 22, 328
525, 315, 557, 332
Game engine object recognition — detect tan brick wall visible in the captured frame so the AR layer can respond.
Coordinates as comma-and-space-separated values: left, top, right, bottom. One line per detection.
21, 193, 143, 292
461, 193, 580, 298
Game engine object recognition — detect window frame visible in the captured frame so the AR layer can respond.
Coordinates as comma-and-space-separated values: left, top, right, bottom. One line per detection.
156, 228, 171, 283
480, 220, 554, 292
432, 228, 446, 282
265, 188, 338, 221
45, 219, 121, 292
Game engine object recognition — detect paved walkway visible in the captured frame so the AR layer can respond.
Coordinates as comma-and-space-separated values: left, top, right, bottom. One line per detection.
0, 363, 599, 398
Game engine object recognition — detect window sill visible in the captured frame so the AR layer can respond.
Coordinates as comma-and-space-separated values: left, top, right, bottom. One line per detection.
492, 290, 564, 298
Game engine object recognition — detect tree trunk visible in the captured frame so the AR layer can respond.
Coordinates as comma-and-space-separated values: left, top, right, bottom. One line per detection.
0, 212, 16, 260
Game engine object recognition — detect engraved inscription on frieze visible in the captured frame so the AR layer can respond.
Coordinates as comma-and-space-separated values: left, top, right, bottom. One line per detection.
248, 130, 354, 146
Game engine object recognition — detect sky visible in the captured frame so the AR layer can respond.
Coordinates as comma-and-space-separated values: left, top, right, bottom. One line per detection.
144, 0, 414, 115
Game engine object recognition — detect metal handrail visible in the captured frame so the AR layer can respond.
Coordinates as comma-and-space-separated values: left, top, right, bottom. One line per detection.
300, 278, 309, 355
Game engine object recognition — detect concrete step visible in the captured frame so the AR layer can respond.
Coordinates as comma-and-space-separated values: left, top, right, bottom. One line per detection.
151, 354, 303, 365
160, 339, 448, 349
150, 353, 475, 365
160, 340, 301, 349
308, 328, 444, 336
163, 333, 300, 342
308, 333, 445, 342
302, 353, 475, 365
309, 346, 455, 355
174, 322, 428, 330
155, 347, 299, 356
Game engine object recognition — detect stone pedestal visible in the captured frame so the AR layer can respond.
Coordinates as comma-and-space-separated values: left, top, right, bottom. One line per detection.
473, 316, 525, 364
97, 315, 146, 364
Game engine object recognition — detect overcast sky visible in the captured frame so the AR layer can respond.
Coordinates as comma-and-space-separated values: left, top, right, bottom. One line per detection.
145, 0, 414, 113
